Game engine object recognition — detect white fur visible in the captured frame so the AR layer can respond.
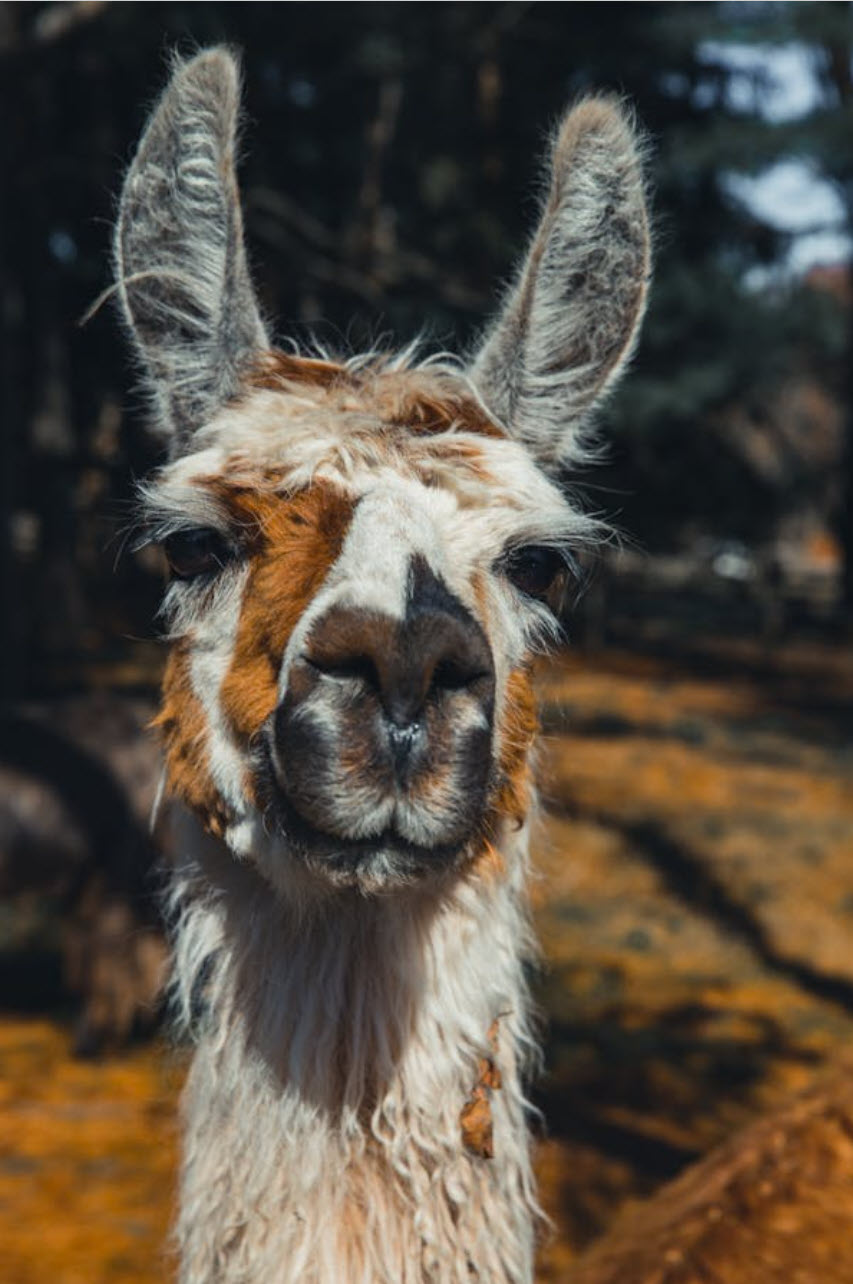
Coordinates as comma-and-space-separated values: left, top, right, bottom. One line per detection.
187, 568, 252, 821
167, 809, 540, 1284
141, 386, 595, 1281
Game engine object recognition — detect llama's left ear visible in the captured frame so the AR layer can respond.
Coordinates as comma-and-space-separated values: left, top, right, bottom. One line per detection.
114, 48, 268, 452
469, 98, 650, 469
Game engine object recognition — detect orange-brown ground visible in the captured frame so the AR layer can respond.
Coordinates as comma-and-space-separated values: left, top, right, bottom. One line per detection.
3, 644, 853, 1281
0, 1019, 182, 1284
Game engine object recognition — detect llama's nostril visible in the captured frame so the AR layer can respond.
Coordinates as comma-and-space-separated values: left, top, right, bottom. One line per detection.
299, 591, 494, 730
305, 652, 380, 692
430, 658, 492, 695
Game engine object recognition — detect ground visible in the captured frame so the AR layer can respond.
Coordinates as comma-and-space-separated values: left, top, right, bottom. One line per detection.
2, 642, 853, 1281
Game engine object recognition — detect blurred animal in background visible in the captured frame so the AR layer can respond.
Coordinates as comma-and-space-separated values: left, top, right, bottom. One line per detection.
0, 699, 167, 1053
113, 47, 649, 1284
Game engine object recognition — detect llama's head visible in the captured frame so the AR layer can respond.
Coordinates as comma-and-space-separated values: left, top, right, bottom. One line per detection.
117, 50, 649, 896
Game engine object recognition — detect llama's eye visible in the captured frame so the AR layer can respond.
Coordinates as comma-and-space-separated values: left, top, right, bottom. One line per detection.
504, 546, 565, 600
163, 528, 233, 580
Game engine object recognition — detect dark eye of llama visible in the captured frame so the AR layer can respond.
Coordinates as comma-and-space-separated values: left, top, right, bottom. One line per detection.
503, 545, 565, 601
163, 528, 233, 580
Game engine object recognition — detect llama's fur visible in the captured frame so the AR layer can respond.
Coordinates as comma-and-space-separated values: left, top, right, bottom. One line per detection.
115, 48, 650, 1284
168, 811, 538, 1283
471, 99, 650, 468
115, 49, 268, 448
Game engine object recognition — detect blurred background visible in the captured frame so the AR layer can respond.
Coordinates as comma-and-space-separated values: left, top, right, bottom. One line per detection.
2, 2, 853, 1280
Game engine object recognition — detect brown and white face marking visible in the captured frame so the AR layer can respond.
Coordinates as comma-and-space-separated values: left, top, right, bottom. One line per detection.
147, 359, 581, 891
116, 51, 650, 895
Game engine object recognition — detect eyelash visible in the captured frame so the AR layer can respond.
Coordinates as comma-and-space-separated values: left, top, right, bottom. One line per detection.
162, 527, 237, 581
501, 545, 568, 603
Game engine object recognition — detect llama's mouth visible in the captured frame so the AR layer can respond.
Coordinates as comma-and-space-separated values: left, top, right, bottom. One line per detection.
254, 737, 480, 882
273, 797, 464, 873
251, 671, 493, 883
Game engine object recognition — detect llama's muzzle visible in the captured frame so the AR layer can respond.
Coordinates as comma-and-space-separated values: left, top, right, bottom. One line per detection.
264, 560, 495, 875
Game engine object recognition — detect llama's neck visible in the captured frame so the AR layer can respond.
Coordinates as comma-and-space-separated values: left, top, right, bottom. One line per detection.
170, 816, 540, 1284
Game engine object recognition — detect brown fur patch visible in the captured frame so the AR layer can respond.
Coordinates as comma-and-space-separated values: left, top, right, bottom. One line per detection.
460, 1019, 502, 1158
219, 483, 356, 747
470, 838, 506, 881
154, 645, 232, 837
468, 668, 536, 883
492, 667, 538, 827
252, 351, 345, 391
372, 374, 504, 439
251, 348, 505, 439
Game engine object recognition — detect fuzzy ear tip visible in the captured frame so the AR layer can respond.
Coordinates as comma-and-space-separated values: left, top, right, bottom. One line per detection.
553, 94, 643, 166
168, 44, 241, 96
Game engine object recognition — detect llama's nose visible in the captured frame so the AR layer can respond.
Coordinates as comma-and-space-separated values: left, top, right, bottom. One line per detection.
303, 603, 494, 730
272, 563, 495, 838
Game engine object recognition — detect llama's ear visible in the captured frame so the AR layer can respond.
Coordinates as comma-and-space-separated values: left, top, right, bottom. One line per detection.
114, 48, 268, 451
469, 98, 650, 469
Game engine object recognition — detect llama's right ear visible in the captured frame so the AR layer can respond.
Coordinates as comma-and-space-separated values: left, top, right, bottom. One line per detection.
469, 98, 650, 471
115, 48, 268, 452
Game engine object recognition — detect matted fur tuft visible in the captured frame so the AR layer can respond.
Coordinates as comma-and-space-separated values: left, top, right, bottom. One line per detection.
470, 96, 651, 470
114, 47, 268, 450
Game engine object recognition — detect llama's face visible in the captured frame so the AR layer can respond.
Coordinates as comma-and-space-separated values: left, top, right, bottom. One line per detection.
116, 51, 650, 894
145, 359, 588, 890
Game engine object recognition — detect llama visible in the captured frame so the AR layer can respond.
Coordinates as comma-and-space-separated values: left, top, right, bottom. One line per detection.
114, 49, 649, 1283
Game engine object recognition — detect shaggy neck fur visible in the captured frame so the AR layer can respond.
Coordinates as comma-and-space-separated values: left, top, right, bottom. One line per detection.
169, 812, 540, 1284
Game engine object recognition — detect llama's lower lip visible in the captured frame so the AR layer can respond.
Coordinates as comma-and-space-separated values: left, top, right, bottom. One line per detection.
257, 740, 479, 868
258, 771, 464, 869
284, 805, 459, 865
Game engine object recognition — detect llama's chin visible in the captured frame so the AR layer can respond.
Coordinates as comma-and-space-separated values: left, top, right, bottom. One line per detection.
267, 794, 474, 894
